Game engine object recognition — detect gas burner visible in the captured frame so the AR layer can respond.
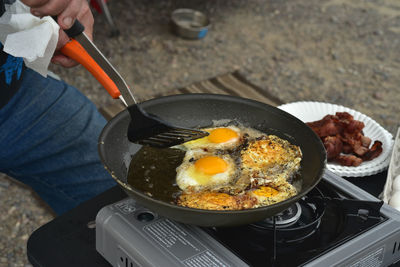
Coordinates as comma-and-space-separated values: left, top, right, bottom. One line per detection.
250, 193, 326, 243
256, 202, 302, 228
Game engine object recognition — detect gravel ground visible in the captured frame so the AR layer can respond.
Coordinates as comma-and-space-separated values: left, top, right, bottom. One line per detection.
1, 0, 399, 265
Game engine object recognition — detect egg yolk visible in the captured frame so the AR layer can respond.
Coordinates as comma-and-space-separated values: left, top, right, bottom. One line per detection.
208, 128, 239, 144
194, 156, 228, 175
253, 186, 279, 197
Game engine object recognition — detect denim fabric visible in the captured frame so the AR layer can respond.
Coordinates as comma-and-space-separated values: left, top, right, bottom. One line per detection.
0, 68, 116, 215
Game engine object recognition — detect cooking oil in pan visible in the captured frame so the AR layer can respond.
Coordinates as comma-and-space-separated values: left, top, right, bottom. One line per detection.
127, 146, 185, 204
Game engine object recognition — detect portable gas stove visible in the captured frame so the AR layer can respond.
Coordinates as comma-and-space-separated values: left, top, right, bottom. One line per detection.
96, 170, 400, 267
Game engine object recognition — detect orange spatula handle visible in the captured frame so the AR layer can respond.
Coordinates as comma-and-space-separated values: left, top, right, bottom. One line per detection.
60, 39, 121, 99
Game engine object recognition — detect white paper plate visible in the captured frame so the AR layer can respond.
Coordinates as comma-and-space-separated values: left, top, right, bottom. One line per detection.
278, 101, 394, 177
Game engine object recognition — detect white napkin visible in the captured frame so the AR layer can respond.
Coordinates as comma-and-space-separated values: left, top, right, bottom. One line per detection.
0, 0, 59, 77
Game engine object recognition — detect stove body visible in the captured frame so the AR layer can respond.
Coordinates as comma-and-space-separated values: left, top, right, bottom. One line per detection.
96, 170, 400, 267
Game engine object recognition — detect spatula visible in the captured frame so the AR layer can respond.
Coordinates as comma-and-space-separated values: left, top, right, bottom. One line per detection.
57, 19, 209, 147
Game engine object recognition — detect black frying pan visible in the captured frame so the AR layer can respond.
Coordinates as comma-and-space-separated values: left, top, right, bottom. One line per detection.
98, 94, 326, 227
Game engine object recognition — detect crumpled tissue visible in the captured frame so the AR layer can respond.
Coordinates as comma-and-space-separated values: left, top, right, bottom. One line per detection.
0, 0, 59, 76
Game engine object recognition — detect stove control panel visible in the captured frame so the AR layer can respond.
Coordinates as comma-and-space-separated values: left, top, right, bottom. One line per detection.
96, 198, 248, 267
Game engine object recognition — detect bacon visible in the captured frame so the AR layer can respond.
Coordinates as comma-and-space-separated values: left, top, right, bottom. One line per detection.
335, 112, 354, 122
353, 145, 369, 157
342, 143, 353, 154
306, 115, 344, 137
323, 135, 343, 160
362, 141, 383, 161
361, 135, 372, 148
306, 111, 383, 166
345, 120, 365, 134
335, 154, 363, 167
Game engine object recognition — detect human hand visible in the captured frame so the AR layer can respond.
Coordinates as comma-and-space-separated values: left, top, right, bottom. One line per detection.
21, 0, 94, 68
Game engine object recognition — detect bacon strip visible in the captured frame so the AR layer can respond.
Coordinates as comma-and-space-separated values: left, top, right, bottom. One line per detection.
335, 154, 363, 167
362, 141, 383, 161
323, 135, 343, 160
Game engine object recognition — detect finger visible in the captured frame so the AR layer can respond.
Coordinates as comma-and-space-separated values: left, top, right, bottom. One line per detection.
56, 29, 70, 50
53, 30, 79, 67
21, 0, 49, 8
57, 0, 83, 29
51, 54, 78, 68
75, 2, 94, 40
30, 0, 71, 17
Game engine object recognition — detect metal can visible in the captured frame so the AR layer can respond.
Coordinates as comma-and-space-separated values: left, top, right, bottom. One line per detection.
171, 8, 210, 39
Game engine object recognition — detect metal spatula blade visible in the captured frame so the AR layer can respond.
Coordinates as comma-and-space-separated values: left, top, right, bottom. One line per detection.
127, 105, 209, 147
59, 20, 209, 147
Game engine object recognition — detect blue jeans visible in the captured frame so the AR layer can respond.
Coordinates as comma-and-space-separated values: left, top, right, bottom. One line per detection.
0, 68, 116, 215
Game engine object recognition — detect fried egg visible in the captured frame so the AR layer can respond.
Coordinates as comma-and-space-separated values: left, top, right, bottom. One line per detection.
247, 178, 297, 207
178, 191, 257, 210
180, 126, 242, 151
241, 135, 302, 186
177, 178, 296, 210
176, 150, 239, 192
173, 126, 302, 210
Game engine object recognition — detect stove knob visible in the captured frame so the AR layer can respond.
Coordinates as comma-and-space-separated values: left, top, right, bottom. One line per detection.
137, 212, 155, 222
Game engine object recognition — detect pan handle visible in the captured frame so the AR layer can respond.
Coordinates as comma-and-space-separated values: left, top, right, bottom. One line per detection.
53, 17, 121, 99
60, 39, 121, 99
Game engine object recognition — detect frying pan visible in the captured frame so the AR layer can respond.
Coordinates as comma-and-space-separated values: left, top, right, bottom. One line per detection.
56, 20, 325, 227
98, 94, 326, 227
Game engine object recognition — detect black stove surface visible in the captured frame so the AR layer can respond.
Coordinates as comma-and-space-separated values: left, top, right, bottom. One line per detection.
26, 171, 388, 267
203, 180, 386, 267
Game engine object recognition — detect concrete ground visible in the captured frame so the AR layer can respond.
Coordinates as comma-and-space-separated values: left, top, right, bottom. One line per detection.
1, 0, 399, 265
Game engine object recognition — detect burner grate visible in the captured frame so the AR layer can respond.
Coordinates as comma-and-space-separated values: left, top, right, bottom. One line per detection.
205, 181, 387, 267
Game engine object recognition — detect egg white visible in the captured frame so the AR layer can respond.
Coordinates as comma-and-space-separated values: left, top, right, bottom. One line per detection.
178, 125, 243, 151
176, 149, 239, 192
